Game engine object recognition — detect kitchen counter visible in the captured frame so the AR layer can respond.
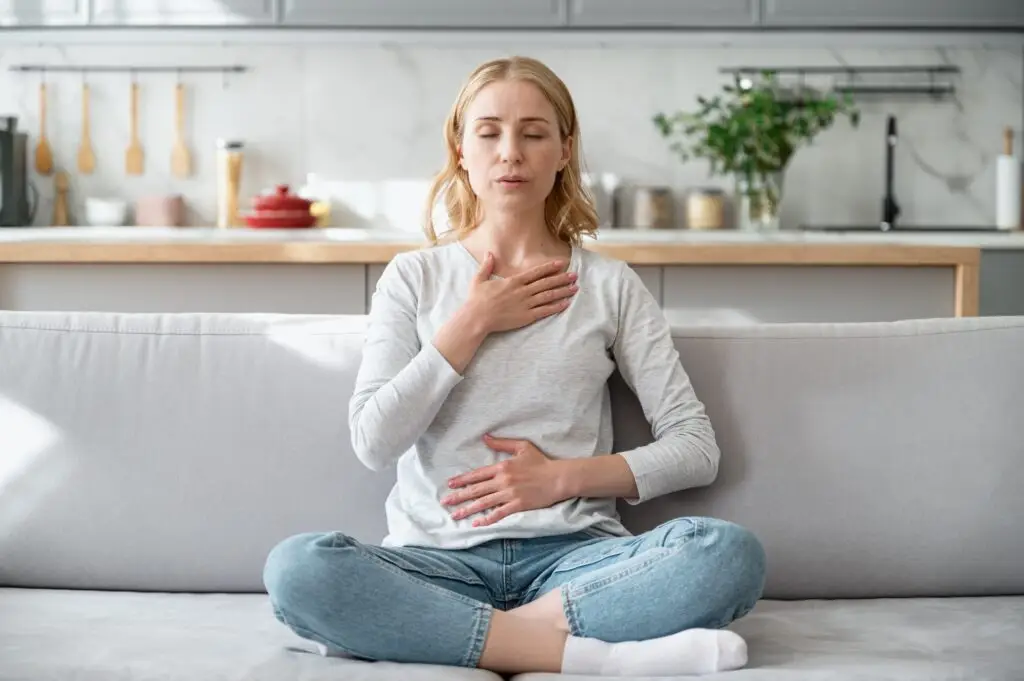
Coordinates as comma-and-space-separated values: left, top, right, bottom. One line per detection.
1, 227, 1011, 320
0, 227, 1002, 265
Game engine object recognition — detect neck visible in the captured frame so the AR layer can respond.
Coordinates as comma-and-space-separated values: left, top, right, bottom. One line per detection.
469, 210, 568, 267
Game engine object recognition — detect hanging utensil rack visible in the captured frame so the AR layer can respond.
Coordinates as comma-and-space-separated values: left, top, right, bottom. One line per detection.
719, 64, 960, 99
9, 65, 248, 74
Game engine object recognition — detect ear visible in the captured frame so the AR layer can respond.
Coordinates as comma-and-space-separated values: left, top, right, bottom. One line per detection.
560, 136, 572, 171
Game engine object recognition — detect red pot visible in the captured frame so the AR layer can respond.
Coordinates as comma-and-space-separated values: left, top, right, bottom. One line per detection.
244, 184, 317, 228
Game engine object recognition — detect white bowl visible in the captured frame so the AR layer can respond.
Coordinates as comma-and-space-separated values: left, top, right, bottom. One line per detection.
85, 198, 129, 226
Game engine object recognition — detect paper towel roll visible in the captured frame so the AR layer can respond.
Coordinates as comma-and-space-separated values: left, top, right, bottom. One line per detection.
996, 155, 1021, 230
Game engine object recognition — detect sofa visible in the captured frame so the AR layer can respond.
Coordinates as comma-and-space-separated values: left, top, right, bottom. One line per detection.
1, 309, 1022, 681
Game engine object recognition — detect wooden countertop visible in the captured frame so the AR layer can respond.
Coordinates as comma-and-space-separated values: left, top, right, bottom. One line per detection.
0, 227, 983, 267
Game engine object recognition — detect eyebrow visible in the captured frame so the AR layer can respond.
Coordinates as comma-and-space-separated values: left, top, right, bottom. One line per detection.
474, 116, 551, 124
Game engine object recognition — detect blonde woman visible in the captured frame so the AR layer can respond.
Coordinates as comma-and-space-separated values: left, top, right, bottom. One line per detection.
264, 56, 766, 677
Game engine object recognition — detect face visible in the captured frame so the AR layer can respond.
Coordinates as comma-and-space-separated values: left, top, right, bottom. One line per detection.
458, 79, 571, 217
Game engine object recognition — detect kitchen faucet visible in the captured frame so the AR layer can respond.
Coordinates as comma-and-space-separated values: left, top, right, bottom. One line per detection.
881, 115, 901, 231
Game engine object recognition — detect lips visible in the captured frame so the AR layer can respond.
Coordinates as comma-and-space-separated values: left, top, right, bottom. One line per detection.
498, 176, 527, 183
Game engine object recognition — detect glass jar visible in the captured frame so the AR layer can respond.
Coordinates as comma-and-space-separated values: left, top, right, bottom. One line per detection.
735, 171, 785, 232
216, 139, 244, 229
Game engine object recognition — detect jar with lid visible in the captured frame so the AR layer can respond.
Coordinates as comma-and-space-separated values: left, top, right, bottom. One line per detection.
215, 139, 244, 228
632, 186, 674, 229
685, 188, 726, 230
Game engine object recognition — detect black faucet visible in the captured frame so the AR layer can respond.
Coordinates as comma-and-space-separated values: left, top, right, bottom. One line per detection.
881, 115, 901, 231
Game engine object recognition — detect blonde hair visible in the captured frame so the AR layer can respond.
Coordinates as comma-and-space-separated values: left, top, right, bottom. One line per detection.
422, 56, 599, 247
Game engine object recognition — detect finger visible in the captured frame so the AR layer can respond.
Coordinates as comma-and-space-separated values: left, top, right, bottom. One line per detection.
441, 478, 500, 505
531, 298, 573, 320
474, 252, 495, 282
473, 502, 520, 527
482, 433, 523, 453
524, 271, 577, 297
451, 491, 508, 521
511, 259, 566, 286
528, 284, 577, 309
447, 463, 500, 489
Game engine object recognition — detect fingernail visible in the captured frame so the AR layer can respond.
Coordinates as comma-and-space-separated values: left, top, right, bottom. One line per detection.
569, 273, 578, 280
441, 496, 452, 504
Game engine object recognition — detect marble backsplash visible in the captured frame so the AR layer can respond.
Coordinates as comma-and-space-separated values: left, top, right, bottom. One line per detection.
0, 38, 1020, 231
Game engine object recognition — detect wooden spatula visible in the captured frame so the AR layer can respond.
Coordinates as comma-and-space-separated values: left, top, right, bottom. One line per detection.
171, 83, 192, 178
125, 81, 144, 175
35, 81, 53, 175
77, 82, 96, 174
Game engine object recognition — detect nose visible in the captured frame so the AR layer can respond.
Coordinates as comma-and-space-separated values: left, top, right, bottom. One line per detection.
499, 132, 523, 165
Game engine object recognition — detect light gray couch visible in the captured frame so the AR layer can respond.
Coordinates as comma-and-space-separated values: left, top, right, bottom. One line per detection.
1, 310, 1022, 681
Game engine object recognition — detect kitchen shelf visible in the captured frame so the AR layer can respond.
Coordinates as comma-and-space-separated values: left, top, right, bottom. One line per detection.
719, 64, 959, 99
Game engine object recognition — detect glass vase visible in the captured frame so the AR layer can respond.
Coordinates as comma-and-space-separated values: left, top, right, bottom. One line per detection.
735, 171, 785, 232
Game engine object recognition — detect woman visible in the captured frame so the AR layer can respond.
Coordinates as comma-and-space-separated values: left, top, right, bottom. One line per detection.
264, 55, 766, 677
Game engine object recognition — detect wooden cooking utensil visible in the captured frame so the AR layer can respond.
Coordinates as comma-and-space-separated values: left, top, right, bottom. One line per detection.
52, 170, 70, 226
171, 82, 192, 178
77, 82, 96, 174
35, 81, 54, 175
125, 81, 144, 175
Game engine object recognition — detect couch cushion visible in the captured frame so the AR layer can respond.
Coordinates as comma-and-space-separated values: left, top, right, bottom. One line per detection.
0, 312, 395, 592
612, 316, 1024, 600
5, 587, 1019, 681
0, 587, 501, 681
513, 596, 1024, 681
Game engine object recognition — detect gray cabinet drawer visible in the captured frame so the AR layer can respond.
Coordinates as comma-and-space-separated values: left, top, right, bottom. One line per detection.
91, 0, 276, 25
568, 0, 759, 27
0, 0, 87, 25
282, 0, 567, 27
762, 0, 1024, 28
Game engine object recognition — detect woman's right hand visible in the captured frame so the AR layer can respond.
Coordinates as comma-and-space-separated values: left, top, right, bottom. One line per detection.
466, 252, 578, 335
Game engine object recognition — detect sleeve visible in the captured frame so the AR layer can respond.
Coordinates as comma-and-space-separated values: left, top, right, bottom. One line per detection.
611, 263, 721, 503
347, 254, 465, 471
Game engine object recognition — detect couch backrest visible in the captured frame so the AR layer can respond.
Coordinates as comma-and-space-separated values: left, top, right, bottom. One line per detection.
1, 311, 1021, 599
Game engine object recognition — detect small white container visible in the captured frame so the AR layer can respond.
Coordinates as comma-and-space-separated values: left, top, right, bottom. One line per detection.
84, 198, 129, 226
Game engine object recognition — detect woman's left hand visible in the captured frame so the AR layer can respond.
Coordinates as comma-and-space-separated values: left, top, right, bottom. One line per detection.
442, 434, 567, 527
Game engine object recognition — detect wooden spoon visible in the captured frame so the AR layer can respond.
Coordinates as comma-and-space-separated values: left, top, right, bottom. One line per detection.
125, 81, 144, 175
35, 81, 53, 175
77, 82, 96, 174
171, 82, 192, 178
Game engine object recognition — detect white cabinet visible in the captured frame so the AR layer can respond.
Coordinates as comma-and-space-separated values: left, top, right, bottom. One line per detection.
91, 0, 276, 25
0, 0, 87, 25
660, 265, 955, 324
568, 0, 759, 27
0, 264, 368, 314
282, 0, 566, 27
762, 0, 1024, 28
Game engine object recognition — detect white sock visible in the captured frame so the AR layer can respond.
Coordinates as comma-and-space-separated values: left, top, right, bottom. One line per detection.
561, 628, 748, 677
313, 642, 352, 658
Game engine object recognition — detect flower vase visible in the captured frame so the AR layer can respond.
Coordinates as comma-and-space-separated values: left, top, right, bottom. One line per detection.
735, 171, 785, 232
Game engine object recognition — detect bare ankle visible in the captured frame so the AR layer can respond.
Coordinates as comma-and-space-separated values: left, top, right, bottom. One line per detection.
478, 610, 568, 674
507, 589, 571, 633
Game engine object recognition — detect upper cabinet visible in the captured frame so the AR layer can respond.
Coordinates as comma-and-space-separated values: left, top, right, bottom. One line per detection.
0, 0, 87, 25
762, 0, 1024, 28
281, 0, 567, 28
91, 0, 277, 25
567, 0, 760, 28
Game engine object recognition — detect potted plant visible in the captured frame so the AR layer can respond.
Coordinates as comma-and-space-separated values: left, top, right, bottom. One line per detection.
653, 71, 860, 231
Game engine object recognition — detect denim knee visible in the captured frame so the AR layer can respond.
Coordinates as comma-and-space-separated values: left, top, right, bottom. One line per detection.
659, 517, 766, 627
263, 531, 338, 615
701, 518, 767, 621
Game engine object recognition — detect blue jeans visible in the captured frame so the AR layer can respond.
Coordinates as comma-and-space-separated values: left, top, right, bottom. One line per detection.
263, 517, 766, 668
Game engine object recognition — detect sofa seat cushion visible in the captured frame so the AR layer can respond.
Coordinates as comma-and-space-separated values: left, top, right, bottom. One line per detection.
514, 596, 1024, 680
5, 588, 1021, 681
0, 587, 500, 681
